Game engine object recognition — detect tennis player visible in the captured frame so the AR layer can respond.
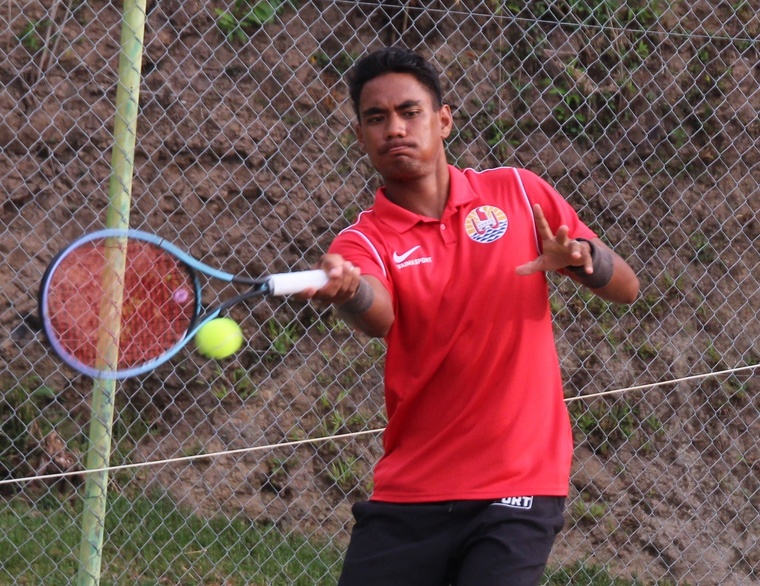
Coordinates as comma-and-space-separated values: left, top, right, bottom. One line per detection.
307, 47, 640, 586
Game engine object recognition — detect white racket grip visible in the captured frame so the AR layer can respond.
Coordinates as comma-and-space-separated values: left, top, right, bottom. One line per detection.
268, 270, 329, 296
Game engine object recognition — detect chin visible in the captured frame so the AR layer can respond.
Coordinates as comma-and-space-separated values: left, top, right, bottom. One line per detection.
381, 161, 425, 181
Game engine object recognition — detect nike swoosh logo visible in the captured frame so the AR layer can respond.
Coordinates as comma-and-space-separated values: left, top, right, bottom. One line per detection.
393, 246, 421, 263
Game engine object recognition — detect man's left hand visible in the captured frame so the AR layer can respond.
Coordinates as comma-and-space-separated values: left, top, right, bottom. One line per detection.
515, 203, 592, 276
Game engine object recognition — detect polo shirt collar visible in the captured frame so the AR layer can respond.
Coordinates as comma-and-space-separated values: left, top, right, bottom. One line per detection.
371, 165, 478, 232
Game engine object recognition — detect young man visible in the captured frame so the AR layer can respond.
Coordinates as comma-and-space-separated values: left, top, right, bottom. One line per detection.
304, 47, 640, 586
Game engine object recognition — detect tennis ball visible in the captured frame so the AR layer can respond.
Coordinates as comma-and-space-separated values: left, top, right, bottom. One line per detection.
195, 318, 244, 359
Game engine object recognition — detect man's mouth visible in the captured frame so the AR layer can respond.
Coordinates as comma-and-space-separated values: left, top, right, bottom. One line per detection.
382, 141, 415, 155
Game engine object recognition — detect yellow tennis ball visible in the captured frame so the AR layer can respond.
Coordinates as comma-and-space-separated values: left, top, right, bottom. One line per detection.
195, 318, 243, 359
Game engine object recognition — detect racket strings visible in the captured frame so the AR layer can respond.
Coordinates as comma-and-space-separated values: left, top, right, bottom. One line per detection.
46, 240, 197, 370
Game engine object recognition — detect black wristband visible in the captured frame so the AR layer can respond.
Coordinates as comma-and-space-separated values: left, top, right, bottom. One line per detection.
566, 238, 614, 289
338, 278, 374, 315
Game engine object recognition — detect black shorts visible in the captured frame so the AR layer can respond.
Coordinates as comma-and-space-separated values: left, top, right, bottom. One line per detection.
337, 496, 565, 586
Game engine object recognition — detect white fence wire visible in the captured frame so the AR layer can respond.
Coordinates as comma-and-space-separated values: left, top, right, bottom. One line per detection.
1, 0, 758, 584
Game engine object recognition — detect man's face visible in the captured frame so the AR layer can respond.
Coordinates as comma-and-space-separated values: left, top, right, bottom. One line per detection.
355, 72, 452, 182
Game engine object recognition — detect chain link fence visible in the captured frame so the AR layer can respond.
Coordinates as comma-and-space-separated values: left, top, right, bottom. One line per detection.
1, 0, 758, 584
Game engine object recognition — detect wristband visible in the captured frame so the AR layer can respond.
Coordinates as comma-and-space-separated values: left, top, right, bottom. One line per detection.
338, 278, 374, 315
566, 238, 614, 289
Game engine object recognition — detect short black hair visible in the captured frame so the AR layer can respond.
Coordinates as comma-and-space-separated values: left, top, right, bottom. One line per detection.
348, 47, 444, 117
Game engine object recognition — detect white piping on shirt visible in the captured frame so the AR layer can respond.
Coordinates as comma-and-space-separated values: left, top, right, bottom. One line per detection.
509, 167, 541, 255
339, 211, 388, 278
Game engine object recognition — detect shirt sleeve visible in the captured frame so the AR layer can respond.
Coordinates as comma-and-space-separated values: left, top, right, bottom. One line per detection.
515, 168, 598, 241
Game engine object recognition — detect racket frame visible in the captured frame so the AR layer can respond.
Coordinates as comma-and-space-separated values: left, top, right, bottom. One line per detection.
39, 229, 289, 379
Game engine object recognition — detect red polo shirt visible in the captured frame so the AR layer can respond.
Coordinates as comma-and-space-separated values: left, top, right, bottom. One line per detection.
329, 165, 596, 502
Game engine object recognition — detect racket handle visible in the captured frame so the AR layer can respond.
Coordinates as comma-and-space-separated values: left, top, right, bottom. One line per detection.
268, 270, 329, 296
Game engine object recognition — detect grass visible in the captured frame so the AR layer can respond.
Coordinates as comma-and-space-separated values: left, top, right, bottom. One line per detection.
0, 490, 652, 585
543, 561, 649, 585
571, 401, 641, 456
572, 497, 608, 523
0, 489, 343, 585
265, 317, 301, 357
327, 455, 362, 493
17, 19, 51, 53
211, 365, 257, 401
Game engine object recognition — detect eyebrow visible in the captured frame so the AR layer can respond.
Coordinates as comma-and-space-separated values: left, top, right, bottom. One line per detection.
360, 99, 423, 119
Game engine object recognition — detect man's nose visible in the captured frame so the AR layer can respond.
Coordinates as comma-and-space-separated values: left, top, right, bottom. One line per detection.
385, 114, 406, 137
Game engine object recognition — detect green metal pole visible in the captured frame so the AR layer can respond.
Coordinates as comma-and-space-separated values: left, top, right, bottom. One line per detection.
76, 2, 146, 584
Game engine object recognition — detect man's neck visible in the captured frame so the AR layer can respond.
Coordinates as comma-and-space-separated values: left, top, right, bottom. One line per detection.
383, 163, 451, 220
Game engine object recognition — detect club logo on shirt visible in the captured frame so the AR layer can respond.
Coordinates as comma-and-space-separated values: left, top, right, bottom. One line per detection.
465, 205, 508, 243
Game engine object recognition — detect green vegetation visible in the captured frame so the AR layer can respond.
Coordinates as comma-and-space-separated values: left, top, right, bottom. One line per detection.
211, 365, 257, 400
485, 118, 517, 160
265, 317, 301, 358
17, 19, 51, 53
0, 377, 77, 479
476, 0, 666, 149
215, 0, 293, 42
572, 497, 608, 522
689, 231, 717, 264
0, 491, 651, 585
327, 455, 362, 492
311, 50, 358, 74
549, 77, 587, 138
543, 560, 649, 585
570, 400, 664, 456
0, 490, 343, 585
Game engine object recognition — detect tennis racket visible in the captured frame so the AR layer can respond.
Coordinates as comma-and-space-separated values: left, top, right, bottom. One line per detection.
38, 229, 328, 379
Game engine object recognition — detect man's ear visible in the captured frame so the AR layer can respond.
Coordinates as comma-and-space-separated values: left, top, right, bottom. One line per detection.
440, 104, 453, 139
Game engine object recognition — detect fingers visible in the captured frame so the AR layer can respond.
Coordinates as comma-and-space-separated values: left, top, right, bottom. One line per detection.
560, 237, 594, 276
531, 204, 554, 241
565, 231, 583, 262
534, 204, 573, 250
577, 239, 595, 274
310, 254, 362, 304
518, 204, 595, 276
515, 259, 542, 276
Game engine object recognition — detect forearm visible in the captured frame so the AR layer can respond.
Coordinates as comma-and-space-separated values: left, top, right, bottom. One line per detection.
589, 253, 640, 304
337, 276, 394, 338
